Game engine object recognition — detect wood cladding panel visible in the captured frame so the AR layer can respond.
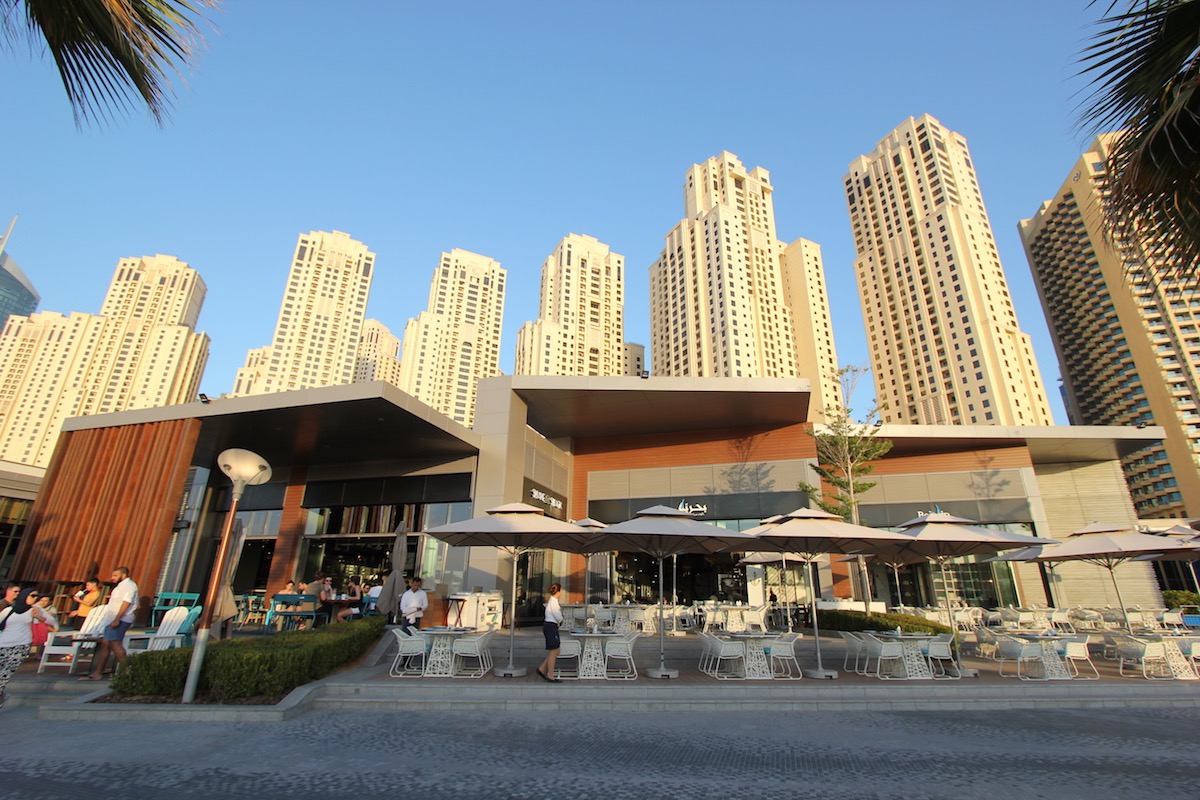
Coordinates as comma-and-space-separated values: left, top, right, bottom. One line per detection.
266, 465, 310, 594
13, 420, 201, 595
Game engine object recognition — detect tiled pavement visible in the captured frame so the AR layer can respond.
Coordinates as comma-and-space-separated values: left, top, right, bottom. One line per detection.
2, 630, 1198, 799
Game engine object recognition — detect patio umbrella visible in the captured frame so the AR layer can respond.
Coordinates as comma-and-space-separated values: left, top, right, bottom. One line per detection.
573, 517, 608, 605
888, 512, 1058, 676
747, 507, 915, 679
375, 521, 409, 621
1030, 521, 1200, 632
424, 502, 599, 677
592, 505, 757, 679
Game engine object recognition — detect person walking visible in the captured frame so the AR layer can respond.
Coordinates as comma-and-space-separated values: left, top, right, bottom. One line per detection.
536, 583, 564, 683
399, 577, 428, 634
80, 567, 138, 681
0, 587, 52, 708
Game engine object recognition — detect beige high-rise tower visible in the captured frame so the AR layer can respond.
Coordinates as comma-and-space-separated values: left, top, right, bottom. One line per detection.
232, 230, 375, 396
514, 233, 640, 376
846, 115, 1052, 425
355, 319, 403, 386
0, 255, 209, 467
649, 152, 842, 415
398, 249, 505, 426
1020, 134, 1200, 517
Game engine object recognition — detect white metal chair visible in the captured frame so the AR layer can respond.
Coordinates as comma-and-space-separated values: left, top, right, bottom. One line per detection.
1050, 609, 1075, 633
764, 631, 803, 679
1058, 634, 1099, 679
1113, 635, 1172, 679
38, 609, 112, 674
556, 637, 581, 679
838, 631, 865, 674
923, 633, 958, 679
604, 632, 640, 680
700, 632, 746, 679
997, 636, 1046, 680
860, 634, 905, 680
451, 629, 494, 678
388, 628, 428, 677
972, 626, 999, 660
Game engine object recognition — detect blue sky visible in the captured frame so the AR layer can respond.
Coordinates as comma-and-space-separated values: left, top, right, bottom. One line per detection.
4, 2, 1106, 419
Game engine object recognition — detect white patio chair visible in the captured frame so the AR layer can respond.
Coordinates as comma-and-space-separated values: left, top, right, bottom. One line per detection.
707, 636, 746, 680
604, 631, 640, 680
388, 628, 428, 677
1174, 637, 1200, 677
451, 629, 494, 678
1050, 610, 1075, 633
1113, 635, 1172, 679
860, 634, 905, 680
838, 631, 865, 674
124, 605, 191, 654
996, 636, 1046, 680
972, 626, 999, 660
744, 606, 768, 633
923, 633, 958, 679
556, 637, 581, 680
1161, 609, 1186, 632
764, 631, 802, 680
1059, 634, 1099, 679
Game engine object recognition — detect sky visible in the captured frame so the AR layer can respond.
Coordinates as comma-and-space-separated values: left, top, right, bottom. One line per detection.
3, 1, 1110, 421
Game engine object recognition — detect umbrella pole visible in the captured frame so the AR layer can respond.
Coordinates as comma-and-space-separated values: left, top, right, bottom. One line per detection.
648, 554, 678, 679
892, 565, 902, 609
783, 554, 793, 632
1108, 564, 1134, 634
938, 558, 974, 677
804, 558, 836, 679
496, 548, 528, 677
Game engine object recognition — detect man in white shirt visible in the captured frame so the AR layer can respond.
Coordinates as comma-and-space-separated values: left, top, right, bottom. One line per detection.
399, 577, 428, 633
82, 566, 138, 681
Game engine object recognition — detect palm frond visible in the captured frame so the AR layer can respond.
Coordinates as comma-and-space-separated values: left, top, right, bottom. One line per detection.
13, 0, 216, 126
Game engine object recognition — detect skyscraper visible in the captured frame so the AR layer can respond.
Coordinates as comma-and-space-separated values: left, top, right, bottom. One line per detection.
649, 152, 842, 414
232, 230, 374, 396
514, 233, 639, 377
0, 255, 208, 467
1020, 134, 1200, 518
0, 218, 39, 327
398, 249, 505, 426
355, 318, 403, 387
845, 115, 1052, 426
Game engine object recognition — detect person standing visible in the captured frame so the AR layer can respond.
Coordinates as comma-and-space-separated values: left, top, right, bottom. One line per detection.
536, 583, 564, 683
0, 587, 52, 708
0, 583, 17, 612
68, 579, 103, 630
399, 577, 428, 634
80, 567, 138, 681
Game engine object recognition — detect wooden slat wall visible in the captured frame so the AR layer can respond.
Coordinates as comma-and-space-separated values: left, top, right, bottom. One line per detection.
265, 463, 309, 594
12, 419, 201, 598
570, 424, 814, 519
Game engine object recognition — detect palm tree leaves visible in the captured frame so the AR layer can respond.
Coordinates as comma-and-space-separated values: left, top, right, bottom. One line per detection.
3, 0, 216, 126
1078, 0, 1200, 280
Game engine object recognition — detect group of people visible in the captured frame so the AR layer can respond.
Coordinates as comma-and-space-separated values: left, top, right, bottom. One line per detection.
0, 566, 138, 708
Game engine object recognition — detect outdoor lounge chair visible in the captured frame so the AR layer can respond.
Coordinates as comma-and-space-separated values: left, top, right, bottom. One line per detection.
451, 629, 495, 678
764, 631, 802, 679
997, 636, 1046, 680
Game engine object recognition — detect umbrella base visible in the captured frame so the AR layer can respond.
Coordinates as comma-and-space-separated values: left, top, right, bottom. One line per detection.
946, 666, 978, 678
647, 667, 679, 679
494, 666, 529, 678
804, 668, 838, 680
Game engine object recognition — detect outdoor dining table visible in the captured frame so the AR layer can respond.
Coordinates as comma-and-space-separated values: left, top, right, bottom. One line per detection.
419, 627, 477, 677
874, 632, 937, 680
571, 630, 620, 679
720, 631, 777, 679
1014, 632, 1073, 680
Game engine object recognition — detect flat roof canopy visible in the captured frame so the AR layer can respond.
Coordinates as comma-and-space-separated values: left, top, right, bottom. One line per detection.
500, 375, 812, 439
63, 382, 480, 469
873, 423, 1163, 464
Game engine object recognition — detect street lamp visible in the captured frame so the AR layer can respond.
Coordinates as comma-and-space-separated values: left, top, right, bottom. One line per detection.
182, 448, 272, 704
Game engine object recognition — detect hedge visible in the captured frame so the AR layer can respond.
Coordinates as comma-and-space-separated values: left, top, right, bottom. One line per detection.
1162, 590, 1200, 609
110, 615, 387, 702
815, 609, 953, 635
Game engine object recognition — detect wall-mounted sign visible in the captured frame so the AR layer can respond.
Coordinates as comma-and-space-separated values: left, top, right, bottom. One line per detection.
523, 478, 566, 519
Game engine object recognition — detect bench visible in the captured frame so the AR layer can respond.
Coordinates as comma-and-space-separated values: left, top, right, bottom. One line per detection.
264, 594, 321, 630
150, 592, 201, 625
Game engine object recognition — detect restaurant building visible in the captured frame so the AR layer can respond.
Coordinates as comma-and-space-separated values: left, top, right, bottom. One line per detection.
10, 377, 1167, 620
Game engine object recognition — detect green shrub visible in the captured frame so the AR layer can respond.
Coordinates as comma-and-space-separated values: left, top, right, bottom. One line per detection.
815, 609, 952, 635
1162, 589, 1200, 609
110, 615, 386, 702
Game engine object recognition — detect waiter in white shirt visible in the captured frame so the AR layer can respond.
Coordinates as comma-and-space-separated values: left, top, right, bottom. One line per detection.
399, 577, 428, 634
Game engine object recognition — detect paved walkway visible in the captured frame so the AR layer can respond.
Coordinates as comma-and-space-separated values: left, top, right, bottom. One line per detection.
4, 629, 1200, 798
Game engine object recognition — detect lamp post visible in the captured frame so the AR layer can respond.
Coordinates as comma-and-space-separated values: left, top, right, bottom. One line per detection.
182, 448, 271, 704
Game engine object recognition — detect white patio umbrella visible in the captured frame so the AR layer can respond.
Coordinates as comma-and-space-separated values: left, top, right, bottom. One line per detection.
424, 502, 599, 677
1030, 521, 1200, 632
591, 505, 757, 679
887, 512, 1059, 676
747, 507, 916, 679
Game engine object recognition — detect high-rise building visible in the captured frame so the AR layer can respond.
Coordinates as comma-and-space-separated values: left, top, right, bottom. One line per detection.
398, 249, 505, 426
845, 115, 1052, 426
0, 254, 208, 467
0, 218, 39, 327
649, 152, 842, 415
514, 234, 641, 377
1019, 134, 1200, 518
355, 318, 403, 386
232, 230, 374, 396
